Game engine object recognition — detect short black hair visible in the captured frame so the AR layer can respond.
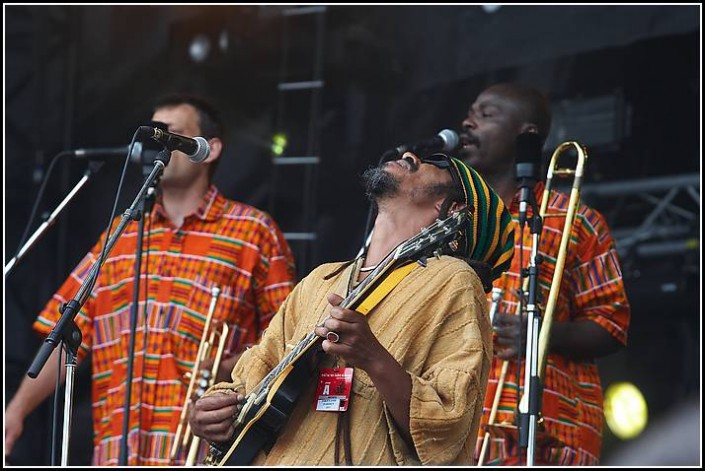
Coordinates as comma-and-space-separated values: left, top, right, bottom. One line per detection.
153, 94, 225, 180
153, 93, 224, 139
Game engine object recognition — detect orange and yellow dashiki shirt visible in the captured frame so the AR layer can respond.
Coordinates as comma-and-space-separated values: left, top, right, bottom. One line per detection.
33, 185, 296, 465
474, 181, 630, 465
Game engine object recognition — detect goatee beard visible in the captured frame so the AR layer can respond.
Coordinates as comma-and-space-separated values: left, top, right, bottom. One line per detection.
362, 166, 399, 202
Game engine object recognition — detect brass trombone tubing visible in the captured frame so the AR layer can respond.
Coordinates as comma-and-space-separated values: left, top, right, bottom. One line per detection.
185, 322, 230, 465
477, 275, 526, 466
487, 287, 504, 325
477, 360, 509, 465
534, 141, 586, 377
169, 286, 222, 464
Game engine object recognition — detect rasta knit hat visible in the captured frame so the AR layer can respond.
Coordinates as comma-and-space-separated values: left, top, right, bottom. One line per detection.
423, 153, 515, 282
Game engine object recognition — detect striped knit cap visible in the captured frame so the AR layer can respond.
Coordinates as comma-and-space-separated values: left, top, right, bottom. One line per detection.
442, 155, 515, 281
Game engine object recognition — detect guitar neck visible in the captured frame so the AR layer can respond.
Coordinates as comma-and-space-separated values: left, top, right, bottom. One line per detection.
253, 254, 403, 395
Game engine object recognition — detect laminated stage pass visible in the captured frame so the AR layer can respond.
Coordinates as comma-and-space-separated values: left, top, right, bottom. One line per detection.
314, 367, 353, 412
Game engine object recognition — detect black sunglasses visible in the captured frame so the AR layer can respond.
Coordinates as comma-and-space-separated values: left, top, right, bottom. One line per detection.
420, 153, 452, 169
421, 153, 471, 208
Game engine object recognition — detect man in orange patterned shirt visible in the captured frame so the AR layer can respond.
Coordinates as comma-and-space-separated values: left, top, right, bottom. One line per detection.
458, 83, 631, 465
5, 94, 297, 465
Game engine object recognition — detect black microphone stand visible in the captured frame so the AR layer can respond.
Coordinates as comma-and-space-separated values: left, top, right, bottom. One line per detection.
5, 160, 105, 278
26, 150, 171, 466
515, 164, 543, 467
118, 147, 168, 465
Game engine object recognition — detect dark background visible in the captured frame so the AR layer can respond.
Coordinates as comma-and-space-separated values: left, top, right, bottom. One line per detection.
4, 5, 700, 465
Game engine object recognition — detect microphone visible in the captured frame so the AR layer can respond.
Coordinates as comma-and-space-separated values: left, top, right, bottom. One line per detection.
72, 142, 144, 163
387, 129, 460, 159
137, 126, 211, 163
515, 132, 543, 227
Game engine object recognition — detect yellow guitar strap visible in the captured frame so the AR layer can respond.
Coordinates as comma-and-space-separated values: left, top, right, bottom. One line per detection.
354, 262, 418, 315
333, 260, 419, 465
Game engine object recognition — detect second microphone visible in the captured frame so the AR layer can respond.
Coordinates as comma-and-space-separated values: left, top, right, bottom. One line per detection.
384, 129, 460, 161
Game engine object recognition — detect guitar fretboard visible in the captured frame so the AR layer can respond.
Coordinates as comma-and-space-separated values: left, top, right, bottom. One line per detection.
254, 250, 400, 393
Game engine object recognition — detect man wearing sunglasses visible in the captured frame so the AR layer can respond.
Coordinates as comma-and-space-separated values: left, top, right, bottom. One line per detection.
188, 153, 515, 465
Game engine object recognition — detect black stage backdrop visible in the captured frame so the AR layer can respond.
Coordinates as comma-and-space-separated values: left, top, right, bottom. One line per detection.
4, 5, 700, 466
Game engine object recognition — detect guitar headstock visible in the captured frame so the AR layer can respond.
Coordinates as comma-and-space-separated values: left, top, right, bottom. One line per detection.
395, 205, 472, 261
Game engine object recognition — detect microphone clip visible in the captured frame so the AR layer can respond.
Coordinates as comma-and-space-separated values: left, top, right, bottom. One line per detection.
516, 169, 539, 230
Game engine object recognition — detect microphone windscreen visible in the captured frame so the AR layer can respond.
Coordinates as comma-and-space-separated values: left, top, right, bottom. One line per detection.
438, 129, 460, 152
515, 132, 543, 164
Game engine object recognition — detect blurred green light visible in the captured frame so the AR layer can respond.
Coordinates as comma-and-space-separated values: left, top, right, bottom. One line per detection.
604, 381, 648, 440
271, 133, 288, 156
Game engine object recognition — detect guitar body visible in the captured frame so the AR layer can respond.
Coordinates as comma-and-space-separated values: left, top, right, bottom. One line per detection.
218, 344, 319, 465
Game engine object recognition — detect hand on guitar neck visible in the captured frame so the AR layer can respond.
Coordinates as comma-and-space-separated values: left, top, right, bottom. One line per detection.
314, 293, 389, 371
314, 293, 413, 445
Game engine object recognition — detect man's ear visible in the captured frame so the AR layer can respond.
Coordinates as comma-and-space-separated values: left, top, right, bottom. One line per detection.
434, 199, 464, 214
520, 123, 539, 135
202, 137, 223, 164
447, 200, 464, 214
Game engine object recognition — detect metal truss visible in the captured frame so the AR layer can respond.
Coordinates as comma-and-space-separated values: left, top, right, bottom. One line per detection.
581, 173, 700, 261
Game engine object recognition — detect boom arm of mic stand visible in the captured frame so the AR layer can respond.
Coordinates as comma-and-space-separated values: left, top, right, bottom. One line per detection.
4, 161, 105, 278
27, 157, 168, 379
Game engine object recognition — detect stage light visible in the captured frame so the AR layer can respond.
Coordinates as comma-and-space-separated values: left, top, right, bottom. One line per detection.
271, 133, 288, 156
604, 382, 648, 440
189, 34, 211, 63
219, 30, 229, 52
481, 5, 502, 14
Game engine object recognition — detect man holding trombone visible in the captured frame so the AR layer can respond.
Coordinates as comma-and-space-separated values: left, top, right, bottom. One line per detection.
458, 82, 631, 465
